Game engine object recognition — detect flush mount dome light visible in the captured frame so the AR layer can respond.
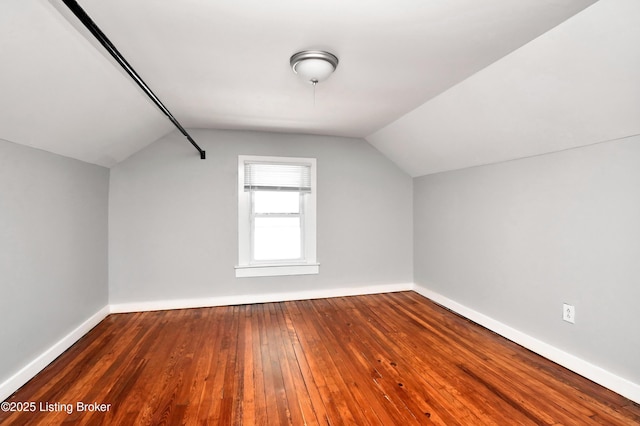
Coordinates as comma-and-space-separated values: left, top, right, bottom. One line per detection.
290, 50, 339, 85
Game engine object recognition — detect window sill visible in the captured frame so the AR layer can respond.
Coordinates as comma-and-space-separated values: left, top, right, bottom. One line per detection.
235, 263, 319, 278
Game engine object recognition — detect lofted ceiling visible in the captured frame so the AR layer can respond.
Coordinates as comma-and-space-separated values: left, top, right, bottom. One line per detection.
368, 0, 640, 176
4, 0, 637, 174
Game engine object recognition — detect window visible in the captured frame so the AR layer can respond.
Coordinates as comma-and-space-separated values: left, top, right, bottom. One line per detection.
236, 155, 318, 277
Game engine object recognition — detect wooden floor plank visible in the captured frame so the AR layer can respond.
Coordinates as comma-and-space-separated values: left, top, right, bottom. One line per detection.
306, 298, 400, 425
345, 294, 490, 424
270, 303, 318, 426
384, 294, 548, 423
238, 305, 256, 426
197, 307, 231, 424
387, 292, 624, 424
1, 291, 638, 425
333, 295, 471, 425
283, 301, 332, 425
249, 305, 269, 426
285, 299, 355, 425
205, 305, 237, 425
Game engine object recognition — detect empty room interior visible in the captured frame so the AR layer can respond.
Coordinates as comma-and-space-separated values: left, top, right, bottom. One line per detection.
1, 0, 639, 424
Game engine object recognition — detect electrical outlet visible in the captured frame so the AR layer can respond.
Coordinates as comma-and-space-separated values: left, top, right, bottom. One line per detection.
563, 303, 575, 324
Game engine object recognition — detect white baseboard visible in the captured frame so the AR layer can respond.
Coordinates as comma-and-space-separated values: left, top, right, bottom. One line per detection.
0, 305, 110, 402
109, 282, 414, 313
412, 284, 640, 404
5, 285, 638, 406
1, 284, 410, 402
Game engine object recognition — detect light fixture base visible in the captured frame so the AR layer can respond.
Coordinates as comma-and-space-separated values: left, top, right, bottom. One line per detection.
290, 50, 339, 84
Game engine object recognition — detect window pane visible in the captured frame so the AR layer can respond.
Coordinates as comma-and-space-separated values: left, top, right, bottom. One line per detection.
254, 217, 301, 260
254, 191, 300, 214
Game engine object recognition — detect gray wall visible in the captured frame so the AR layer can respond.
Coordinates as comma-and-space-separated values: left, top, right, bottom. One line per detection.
0, 139, 109, 385
109, 129, 413, 304
414, 136, 640, 383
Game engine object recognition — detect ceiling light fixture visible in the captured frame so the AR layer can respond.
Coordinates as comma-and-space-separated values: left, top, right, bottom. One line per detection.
290, 50, 339, 86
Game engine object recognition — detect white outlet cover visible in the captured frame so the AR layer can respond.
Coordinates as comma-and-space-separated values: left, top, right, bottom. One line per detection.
563, 303, 575, 324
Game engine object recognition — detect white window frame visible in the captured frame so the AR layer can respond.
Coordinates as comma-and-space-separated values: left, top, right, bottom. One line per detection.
236, 155, 318, 278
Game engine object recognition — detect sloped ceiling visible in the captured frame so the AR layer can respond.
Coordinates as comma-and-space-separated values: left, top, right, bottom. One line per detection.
367, 0, 640, 176
0, 1, 173, 167
0, 0, 618, 171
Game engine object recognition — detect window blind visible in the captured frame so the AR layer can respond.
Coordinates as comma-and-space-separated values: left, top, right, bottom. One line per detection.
244, 162, 312, 192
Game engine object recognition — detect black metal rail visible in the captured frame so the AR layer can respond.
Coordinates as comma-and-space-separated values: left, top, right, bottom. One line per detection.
60, 0, 206, 159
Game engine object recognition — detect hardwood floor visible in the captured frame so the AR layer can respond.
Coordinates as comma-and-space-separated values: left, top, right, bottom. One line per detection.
1, 291, 639, 425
